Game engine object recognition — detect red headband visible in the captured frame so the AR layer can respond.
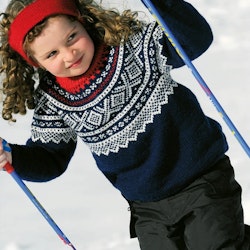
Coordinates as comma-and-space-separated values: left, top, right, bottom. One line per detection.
8, 0, 80, 66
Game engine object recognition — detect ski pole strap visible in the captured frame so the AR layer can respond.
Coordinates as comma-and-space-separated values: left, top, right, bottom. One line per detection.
141, 0, 250, 158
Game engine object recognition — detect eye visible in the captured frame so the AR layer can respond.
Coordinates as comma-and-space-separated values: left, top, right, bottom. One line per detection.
47, 50, 57, 59
68, 32, 77, 42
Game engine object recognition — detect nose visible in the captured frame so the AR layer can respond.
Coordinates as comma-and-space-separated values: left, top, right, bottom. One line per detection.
63, 47, 76, 62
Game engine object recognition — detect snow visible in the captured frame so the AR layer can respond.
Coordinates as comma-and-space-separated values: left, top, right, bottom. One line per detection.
0, 0, 249, 249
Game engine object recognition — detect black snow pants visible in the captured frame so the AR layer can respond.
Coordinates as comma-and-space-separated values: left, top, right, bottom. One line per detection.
129, 156, 250, 250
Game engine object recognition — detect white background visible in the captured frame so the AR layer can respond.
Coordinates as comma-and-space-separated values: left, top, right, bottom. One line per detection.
0, 0, 249, 249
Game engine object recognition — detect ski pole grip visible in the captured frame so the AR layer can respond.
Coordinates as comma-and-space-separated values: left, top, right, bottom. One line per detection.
2, 139, 14, 173
4, 162, 15, 174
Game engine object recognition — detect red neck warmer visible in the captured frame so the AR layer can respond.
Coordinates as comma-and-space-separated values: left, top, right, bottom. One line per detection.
56, 43, 110, 93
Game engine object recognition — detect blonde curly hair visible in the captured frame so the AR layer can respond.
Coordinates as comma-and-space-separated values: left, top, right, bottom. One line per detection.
0, 0, 143, 122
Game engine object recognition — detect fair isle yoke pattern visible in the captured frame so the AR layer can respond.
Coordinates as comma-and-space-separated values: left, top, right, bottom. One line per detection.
31, 22, 178, 155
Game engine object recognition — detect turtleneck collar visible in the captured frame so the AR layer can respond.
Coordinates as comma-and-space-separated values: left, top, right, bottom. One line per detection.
55, 43, 110, 93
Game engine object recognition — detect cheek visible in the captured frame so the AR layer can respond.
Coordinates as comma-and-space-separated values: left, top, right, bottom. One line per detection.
80, 35, 94, 53
43, 61, 63, 75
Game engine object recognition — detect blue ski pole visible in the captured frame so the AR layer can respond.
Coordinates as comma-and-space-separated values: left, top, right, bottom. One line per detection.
2, 140, 77, 249
141, 0, 250, 158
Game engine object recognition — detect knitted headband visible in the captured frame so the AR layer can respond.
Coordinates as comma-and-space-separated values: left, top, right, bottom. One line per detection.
8, 0, 80, 66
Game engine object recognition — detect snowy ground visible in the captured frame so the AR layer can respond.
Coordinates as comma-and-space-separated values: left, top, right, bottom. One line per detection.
0, 0, 249, 249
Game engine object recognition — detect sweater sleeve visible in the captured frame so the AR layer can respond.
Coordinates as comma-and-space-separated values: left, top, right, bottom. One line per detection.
142, 0, 213, 68
10, 139, 76, 182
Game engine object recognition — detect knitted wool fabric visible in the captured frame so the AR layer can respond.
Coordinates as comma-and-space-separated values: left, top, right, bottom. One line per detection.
55, 43, 110, 93
30, 22, 228, 201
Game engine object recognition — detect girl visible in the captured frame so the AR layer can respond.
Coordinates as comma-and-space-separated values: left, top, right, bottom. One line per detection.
0, 0, 249, 249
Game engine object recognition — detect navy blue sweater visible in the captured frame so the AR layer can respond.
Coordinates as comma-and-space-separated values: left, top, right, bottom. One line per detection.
10, 0, 228, 202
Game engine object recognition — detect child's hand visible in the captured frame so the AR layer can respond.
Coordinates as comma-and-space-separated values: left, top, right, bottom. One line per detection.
0, 138, 12, 171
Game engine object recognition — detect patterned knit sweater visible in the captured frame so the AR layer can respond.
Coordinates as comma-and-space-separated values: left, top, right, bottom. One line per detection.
11, 0, 228, 202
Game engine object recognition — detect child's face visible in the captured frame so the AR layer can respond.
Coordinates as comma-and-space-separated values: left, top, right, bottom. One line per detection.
29, 15, 95, 78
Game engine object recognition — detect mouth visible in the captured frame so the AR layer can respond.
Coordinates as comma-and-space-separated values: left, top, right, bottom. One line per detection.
68, 56, 83, 68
